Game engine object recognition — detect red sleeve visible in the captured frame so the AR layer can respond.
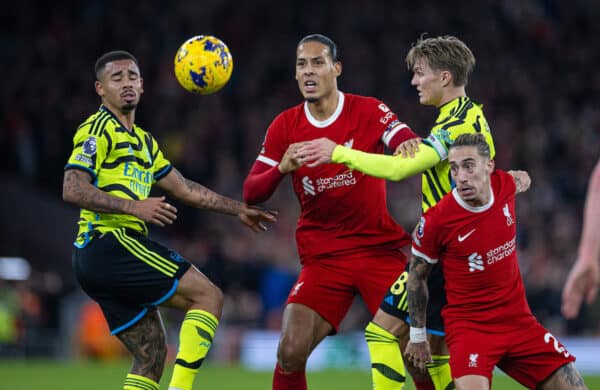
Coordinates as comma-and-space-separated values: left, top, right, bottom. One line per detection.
243, 112, 289, 204
243, 161, 285, 204
387, 126, 419, 150
372, 99, 419, 150
411, 208, 443, 264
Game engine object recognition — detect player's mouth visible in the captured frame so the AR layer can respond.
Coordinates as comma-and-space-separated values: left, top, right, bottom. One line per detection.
121, 91, 137, 102
458, 186, 475, 197
303, 80, 317, 93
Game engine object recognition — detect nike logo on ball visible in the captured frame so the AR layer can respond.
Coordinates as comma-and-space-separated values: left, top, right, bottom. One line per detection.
458, 229, 476, 242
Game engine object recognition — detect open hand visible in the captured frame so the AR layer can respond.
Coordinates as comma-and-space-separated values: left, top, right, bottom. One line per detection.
133, 196, 178, 227
394, 137, 422, 158
238, 206, 278, 232
562, 257, 600, 319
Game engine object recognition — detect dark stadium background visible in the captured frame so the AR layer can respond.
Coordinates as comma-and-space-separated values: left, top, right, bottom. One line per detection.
0, 0, 598, 368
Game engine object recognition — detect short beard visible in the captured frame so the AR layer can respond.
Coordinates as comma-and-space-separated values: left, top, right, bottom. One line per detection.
305, 97, 318, 103
121, 103, 137, 112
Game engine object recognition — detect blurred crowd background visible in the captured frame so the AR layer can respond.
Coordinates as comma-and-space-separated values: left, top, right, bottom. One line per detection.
0, 0, 599, 362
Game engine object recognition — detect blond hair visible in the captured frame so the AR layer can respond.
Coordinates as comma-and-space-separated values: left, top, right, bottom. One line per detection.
406, 35, 475, 86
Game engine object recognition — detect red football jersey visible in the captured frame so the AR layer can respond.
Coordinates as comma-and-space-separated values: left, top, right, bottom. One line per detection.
255, 92, 412, 260
412, 170, 533, 331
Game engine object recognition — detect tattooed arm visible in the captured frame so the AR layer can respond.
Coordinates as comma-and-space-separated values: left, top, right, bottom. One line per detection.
63, 169, 136, 214
62, 169, 177, 227
407, 256, 433, 329
404, 255, 434, 372
156, 168, 277, 232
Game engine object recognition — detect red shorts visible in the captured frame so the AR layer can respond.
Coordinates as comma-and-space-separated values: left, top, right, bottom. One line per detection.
286, 249, 406, 333
447, 319, 576, 389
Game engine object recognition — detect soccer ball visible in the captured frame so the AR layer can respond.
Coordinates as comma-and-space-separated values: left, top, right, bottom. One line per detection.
174, 35, 233, 95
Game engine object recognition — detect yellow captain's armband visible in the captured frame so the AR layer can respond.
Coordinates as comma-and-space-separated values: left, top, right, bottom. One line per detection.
331, 143, 440, 181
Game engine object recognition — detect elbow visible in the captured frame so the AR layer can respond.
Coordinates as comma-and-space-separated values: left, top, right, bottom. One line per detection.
242, 186, 259, 205
243, 181, 264, 205
62, 189, 77, 205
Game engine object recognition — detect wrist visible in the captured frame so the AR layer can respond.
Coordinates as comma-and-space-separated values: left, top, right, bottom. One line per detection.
409, 326, 427, 343
331, 145, 345, 163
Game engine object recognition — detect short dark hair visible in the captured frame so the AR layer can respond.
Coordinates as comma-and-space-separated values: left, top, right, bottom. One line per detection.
298, 34, 339, 62
450, 133, 491, 159
406, 35, 475, 87
94, 50, 138, 80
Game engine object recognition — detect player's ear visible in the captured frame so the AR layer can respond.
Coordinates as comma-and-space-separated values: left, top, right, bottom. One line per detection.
441, 70, 452, 87
140, 77, 144, 94
95, 80, 104, 97
334, 61, 342, 77
487, 159, 495, 172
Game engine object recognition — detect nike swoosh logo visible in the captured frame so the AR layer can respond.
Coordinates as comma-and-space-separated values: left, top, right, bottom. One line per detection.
458, 229, 476, 242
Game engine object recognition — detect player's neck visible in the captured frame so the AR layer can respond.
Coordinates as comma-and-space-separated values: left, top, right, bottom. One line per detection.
306, 90, 339, 121
465, 188, 491, 208
103, 103, 136, 131
436, 87, 466, 108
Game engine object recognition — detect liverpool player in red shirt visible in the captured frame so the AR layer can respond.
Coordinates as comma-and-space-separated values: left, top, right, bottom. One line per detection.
243, 34, 419, 390
405, 134, 586, 390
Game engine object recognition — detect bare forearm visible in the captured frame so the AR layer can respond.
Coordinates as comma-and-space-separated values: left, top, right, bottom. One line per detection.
63, 170, 135, 214
407, 258, 432, 328
164, 169, 244, 215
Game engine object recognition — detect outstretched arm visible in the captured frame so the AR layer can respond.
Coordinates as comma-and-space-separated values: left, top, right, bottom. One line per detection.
295, 137, 440, 181
562, 159, 600, 318
63, 169, 177, 227
404, 255, 434, 372
156, 167, 277, 232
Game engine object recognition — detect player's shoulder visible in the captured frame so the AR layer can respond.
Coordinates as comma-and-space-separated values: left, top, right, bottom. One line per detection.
75, 108, 110, 135
492, 169, 516, 197
273, 101, 305, 124
132, 122, 151, 138
344, 93, 387, 110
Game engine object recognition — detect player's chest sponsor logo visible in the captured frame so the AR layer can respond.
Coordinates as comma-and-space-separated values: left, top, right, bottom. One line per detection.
301, 170, 357, 196
468, 252, 484, 272
466, 237, 516, 271
485, 237, 515, 265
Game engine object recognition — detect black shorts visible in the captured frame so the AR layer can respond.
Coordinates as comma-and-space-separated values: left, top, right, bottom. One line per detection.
72, 228, 191, 335
379, 262, 446, 335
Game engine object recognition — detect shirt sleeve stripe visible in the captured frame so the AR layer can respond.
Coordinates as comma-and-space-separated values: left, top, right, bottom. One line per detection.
64, 164, 97, 180
257, 155, 279, 167
382, 124, 409, 146
423, 133, 448, 160
411, 247, 438, 264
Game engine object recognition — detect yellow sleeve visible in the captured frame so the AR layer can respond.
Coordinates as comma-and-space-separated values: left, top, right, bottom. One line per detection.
331, 144, 441, 181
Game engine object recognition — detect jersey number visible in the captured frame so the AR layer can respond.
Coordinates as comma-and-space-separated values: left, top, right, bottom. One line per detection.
389, 272, 409, 311
544, 332, 571, 358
